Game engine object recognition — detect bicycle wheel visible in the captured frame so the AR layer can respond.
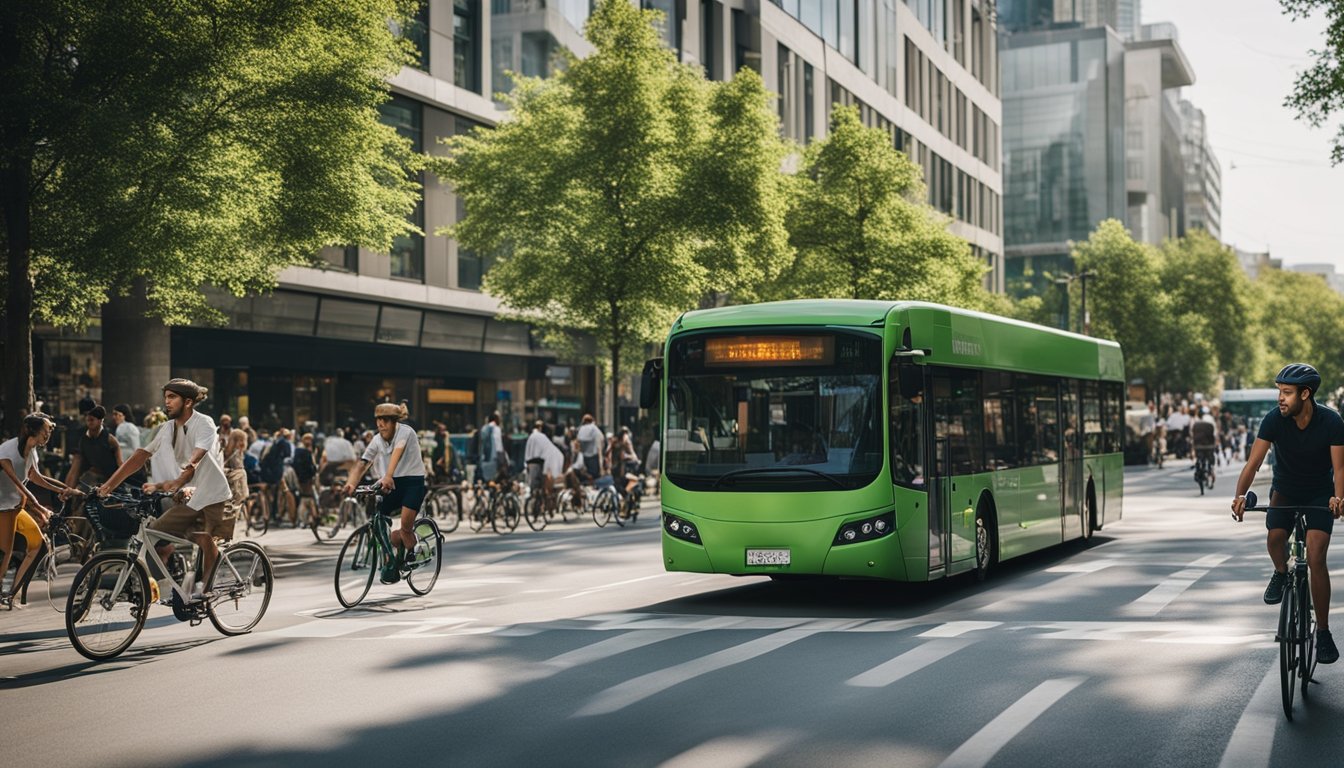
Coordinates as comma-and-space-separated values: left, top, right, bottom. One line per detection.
206, 541, 274, 635
429, 488, 461, 534
556, 490, 576, 523
42, 542, 85, 613
469, 495, 488, 532
493, 494, 521, 534
406, 518, 443, 596
593, 490, 615, 528
65, 553, 150, 661
1300, 574, 1317, 700
1279, 581, 1299, 719
334, 525, 377, 609
246, 495, 269, 536
524, 493, 548, 531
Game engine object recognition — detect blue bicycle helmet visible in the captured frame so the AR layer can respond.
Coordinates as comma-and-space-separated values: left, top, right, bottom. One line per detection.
1275, 363, 1322, 396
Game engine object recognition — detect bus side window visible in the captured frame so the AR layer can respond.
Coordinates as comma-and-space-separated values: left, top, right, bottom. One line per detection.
890, 361, 925, 487
983, 371, 1016, 469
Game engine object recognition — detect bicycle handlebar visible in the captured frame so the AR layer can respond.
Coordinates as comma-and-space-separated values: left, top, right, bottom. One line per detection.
350, 484, 382, 498
1241, 490, 1331, 513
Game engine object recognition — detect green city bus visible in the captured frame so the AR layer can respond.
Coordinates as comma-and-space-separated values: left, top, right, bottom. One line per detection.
641, 299, 1126, 582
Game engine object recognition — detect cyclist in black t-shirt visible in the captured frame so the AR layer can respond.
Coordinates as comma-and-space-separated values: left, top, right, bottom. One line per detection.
1232, 363, 1344, 664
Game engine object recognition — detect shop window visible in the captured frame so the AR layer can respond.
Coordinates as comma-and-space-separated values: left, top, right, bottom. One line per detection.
423, 312, 486, 351
377, 306, 423, 346
318, 298, 378, 342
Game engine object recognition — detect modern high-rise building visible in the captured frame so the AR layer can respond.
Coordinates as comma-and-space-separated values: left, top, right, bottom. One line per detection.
1122, 23, 1193, 245
1179, 98, 1221, 240
37, 0, 1005, 435
999, 0, 1141, 40
1000, 24, 1127, 294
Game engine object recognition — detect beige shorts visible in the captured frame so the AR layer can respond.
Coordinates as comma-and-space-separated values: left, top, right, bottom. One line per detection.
226, 468, 248, 505
149, 501, 235, 542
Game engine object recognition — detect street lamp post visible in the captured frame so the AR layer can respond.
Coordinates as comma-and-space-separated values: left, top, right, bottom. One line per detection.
1053, 270, 1098, 335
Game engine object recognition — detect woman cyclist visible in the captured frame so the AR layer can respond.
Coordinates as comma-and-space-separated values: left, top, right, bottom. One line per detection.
1, 413, 75, 606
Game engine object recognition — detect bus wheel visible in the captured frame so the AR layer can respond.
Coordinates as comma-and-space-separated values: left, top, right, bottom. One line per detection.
974, 503, 996, 582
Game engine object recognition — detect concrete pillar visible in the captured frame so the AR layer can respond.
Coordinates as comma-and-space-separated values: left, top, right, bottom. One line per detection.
101, 278, 171, 415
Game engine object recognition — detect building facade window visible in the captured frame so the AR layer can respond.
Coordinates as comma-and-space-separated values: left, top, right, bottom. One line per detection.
454, 0, 481, 93
379, 95, 425, 282
408, 1, 430, 71
642, 0, 681, 52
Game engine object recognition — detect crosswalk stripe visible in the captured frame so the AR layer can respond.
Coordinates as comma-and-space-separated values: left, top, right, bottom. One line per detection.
1217, 663, 1279, 768
937, 677, 1087, 768
543, 629, 697, 671
573, 629, 816, 717
1127, 569, 1209, 616
656, 732, 793, 768
846, 639, 975, 688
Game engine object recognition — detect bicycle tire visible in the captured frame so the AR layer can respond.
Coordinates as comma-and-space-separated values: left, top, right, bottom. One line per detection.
493, 494, 521, 534
524, 493, 548, 531
206, 541, 274, 635
65, 553, 150, 661
1300, 573, 1317, 700
1279, 580, 1298, 719
556, 490, 577, 523
246, 495, 269, 536
429, 488, 461, 534
593, 491, 614, 528
469, 495, 488, 532
44, 535, 89, 613
334, 525, 376, 609
406, 518, 442, 596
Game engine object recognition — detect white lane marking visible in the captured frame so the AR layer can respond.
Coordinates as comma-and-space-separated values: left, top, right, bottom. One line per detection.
937, 677, 1087, 768
1021, 621, 1265, 645
657, 732, 794, 768
563, 573, 669, 599
543, 629, 697, 671
847, 639, 975, 688
1218, 663, 1279, 768
573, 629, 816, 716
1045, 559, 1120, 573
919, 621, 1002, 638
1128, 569, 1210, 616
1192, 554, 1232, 568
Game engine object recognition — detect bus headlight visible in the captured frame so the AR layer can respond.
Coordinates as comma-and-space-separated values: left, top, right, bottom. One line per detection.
834, 512, 896, 546
664, 513, 701, 544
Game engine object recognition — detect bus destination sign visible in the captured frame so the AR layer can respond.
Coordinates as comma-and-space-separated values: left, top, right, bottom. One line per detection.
704, 335, 834, 366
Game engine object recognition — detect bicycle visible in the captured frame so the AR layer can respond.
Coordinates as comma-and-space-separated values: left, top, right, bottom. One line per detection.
28, 493, 103, 612
333, 485, 443, 608
1194, 448, 1216, 495
65, 490, 273, 661
423, 479, 463, 534
1244, 490, 1324, 720
244, 483, 270, 536
591, 477, 622, 528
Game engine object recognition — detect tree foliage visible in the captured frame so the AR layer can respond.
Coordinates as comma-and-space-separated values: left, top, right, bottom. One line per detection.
1282, 0, 1344, 164
1256, 267, 1344, 387
431, 0, 790, 415
1159, 228, 1257, 382
765, 106, 988, 306
1, 0, 423, 430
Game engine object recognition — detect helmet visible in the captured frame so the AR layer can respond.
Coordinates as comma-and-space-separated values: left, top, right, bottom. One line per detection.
1275, 363, 1322, 395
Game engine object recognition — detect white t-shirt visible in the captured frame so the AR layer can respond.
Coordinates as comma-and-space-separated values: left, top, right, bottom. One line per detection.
247, 438, 269, 461
361, 423, 426, 479
143, 411, 232, 510
115, 421, 141, 456
577, 423, 603, 457
322, 435, 357, 463
0, 437, 39, 510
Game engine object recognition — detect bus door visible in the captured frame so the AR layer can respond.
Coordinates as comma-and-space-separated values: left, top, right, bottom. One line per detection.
931, 369, 982, 568
890, 360, 944, 576
1061, 380, 1084, 539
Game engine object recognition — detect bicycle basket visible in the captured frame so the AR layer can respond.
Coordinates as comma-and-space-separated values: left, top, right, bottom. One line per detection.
87, 500, 144, 538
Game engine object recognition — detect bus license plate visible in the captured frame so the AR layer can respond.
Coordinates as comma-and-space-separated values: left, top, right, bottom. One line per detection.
746, 549, 791, 566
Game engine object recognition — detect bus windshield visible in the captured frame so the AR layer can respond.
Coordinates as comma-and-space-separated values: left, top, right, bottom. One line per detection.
664, 331, 884, 491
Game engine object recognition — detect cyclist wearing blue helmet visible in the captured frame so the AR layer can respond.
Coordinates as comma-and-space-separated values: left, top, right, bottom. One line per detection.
1232, 362, 1344, 664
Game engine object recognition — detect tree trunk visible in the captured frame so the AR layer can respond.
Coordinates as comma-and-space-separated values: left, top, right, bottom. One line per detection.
610, 342, 621, 432
1, 4, 35, 437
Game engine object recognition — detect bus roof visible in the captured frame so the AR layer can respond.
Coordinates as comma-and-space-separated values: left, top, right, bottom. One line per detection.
1220, 388, 1278, 402
673, 299, 1124, 382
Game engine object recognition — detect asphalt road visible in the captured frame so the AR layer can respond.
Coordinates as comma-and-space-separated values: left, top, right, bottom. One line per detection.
1, 461, 1336, 768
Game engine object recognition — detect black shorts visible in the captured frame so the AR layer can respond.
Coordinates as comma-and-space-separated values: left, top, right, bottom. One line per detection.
379, 476, 426, 516
1265, 491, 1334, 535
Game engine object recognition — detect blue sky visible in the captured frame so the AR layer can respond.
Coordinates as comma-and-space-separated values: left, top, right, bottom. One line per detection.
1142, 0, 1344, 268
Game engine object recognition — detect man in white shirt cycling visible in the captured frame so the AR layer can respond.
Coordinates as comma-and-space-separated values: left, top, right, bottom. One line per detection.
343, 403, 427, 583
98, 379, 235, 585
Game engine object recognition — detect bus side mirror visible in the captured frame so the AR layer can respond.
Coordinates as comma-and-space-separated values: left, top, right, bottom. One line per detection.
639, 358, 663, 410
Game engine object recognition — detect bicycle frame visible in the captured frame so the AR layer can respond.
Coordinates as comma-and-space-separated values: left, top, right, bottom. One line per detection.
91, 497, 202, 608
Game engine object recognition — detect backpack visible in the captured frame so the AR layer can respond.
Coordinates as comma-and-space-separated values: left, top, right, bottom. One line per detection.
244, 452, 261, 485
259, 440, 289, 484
467, 430, 481, 464
292, 446, 317, 482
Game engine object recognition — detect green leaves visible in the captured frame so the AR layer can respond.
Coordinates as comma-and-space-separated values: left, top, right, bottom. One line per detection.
5, 0, 423, 328
1280, 0, 1344, 165
766, 106, 989, 307
431, 0, 791, 382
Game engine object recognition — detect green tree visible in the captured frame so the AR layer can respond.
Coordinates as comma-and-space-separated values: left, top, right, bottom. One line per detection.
767, 106, 987, 305
431, 0, 790, 420
1, 0, 422, 433
1159, 229, 1257, 382
1071, 220, 1169, 392
1282, 0, 1344, 164
1257, 267, 1344, 387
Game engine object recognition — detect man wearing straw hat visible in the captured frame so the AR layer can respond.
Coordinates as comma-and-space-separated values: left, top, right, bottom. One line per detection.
343, 402, 427, 584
